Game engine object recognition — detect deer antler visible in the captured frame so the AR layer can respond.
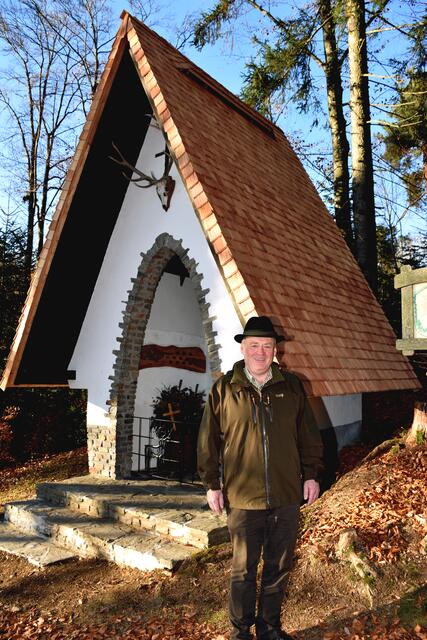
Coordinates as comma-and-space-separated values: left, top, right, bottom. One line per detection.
155, 148, 174, 177
109, 140, 176, 211
109, 142, 165, 188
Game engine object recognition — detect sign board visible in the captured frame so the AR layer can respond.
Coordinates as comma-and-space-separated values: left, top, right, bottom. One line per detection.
394, 265, 427, 355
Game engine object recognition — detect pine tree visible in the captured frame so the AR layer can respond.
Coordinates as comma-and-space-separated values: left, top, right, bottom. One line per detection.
382, 72, 427, 208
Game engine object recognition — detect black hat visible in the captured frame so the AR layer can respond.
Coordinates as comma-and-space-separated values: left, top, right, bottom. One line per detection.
234, 316, 284, 343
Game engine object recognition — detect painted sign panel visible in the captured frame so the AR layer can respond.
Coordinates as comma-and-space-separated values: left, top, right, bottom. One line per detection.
140, 344, 206, 373
414, 283, 427, 339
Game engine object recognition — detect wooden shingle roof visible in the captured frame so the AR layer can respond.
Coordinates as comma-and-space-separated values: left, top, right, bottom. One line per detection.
0, 12, 420, 396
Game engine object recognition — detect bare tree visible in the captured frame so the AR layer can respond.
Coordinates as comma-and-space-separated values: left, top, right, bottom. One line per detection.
30, 0, 115, 114
0, 0, 113, 282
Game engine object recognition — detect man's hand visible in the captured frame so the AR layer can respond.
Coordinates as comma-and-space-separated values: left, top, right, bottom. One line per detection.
303, 479, 320, 505
207, 489, 224, 514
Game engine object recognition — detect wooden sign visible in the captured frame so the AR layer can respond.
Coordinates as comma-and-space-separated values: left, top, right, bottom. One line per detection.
394, 265, 427, 355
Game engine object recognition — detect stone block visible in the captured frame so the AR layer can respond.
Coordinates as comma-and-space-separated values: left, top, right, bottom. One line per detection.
0, 522, 76, 567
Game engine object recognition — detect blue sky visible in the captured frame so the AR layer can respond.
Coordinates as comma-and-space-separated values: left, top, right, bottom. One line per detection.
1, 1, 425, 239
128, 0, 426, 238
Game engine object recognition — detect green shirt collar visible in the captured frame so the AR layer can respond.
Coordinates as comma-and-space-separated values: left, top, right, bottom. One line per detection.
244, 366, 272, 391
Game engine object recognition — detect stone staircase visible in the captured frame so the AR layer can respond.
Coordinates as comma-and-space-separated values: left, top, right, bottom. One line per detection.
0, 476, 228, 570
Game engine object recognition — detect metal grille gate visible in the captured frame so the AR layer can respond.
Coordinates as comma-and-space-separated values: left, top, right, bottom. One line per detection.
132, 416, 200, 481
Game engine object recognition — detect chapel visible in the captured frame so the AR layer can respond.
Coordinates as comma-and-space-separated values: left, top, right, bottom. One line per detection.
0, 12, 420, 479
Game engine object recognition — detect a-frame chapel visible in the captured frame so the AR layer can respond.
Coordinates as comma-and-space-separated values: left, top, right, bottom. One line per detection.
0, 12, 420, 480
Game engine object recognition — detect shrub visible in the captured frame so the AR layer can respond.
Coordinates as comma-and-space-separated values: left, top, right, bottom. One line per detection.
0, 388, 87, 464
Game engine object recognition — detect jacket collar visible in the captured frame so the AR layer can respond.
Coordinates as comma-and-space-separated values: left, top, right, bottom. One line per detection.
230, 360, 285, 388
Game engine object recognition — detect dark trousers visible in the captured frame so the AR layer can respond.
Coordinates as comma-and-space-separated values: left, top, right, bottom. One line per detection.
227, 505, 299, 640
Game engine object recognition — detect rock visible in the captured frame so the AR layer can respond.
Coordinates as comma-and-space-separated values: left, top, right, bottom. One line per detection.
336, 528, 377, 605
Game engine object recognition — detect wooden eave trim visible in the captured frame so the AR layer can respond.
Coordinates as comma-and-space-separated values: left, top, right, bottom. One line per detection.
4, 384, 70, 389
0, 15, 131, 391
126, 17, 257, 329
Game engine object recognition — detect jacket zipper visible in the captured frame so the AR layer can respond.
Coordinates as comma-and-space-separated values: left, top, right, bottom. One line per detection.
260, 393, 271, 508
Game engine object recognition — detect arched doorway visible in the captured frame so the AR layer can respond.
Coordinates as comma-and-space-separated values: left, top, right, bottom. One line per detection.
107, 233, 221, 478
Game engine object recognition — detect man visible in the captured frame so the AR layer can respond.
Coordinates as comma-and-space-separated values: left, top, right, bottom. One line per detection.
197, 316, 323, 640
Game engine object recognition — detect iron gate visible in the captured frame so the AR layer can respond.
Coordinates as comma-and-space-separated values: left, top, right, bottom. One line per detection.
132, 416, 200, 481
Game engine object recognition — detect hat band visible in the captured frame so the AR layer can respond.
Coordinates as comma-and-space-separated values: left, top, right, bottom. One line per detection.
242, 330, 277, 337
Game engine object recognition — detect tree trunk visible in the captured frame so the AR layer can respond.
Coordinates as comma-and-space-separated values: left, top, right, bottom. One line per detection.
24, 191, 35, 288
319, 0, 353, 251
423, 143, 427, 192
346, 0, 377, 292
406, 402, 427, 446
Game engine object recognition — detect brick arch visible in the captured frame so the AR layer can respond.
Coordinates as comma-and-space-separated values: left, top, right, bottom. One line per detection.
104, 233, 221, 478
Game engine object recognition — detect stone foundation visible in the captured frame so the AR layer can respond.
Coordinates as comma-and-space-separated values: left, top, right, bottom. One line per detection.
87, 425, 117, 478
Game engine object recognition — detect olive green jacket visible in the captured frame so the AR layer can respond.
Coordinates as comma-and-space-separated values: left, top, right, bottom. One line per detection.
197, 360, 324, 509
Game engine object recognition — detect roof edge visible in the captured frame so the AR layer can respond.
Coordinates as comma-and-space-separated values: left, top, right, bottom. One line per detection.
0, 14, 130, 391
126, 17, 258, 327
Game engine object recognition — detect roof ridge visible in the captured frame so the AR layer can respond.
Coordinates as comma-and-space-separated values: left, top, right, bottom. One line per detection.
126, 12, 284, 137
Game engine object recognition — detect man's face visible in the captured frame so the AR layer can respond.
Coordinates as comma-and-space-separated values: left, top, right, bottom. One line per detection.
240, 337, 276, 380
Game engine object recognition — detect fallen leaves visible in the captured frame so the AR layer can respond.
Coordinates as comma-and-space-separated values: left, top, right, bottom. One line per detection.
300, 444, 427, 564
0, 607, 228, 639
0, 448, 88, 491
1, 444, 427, 639
322, 615, 427, 639
0, 605, 425, 640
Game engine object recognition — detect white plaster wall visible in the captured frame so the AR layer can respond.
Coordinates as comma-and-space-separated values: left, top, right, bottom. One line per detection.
322, 394, 362, 427
309, 393, 362, 450
309, 393, 362, 431
68, 124, 242, 426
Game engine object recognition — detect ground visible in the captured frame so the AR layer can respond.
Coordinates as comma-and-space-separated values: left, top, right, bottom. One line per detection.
0, 443, 426, 639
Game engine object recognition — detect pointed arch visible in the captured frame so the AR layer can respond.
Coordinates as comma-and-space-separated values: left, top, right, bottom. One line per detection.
95, 233, 221, 478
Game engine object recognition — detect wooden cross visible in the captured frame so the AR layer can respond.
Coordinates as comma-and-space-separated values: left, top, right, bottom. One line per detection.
163, 403, 181, 431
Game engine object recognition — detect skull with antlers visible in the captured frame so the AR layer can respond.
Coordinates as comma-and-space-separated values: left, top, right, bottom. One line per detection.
110, 128, 176, 212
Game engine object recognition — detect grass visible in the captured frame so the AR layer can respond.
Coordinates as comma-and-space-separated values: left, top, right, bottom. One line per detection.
83, 585, 158, 620
205, 608, 228, 626
416, 429, 426, 446
398, 585, 427, 628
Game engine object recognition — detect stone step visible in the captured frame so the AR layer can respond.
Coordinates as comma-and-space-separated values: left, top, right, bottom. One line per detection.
36, 475, 228, 549
4, 499, 196, 571
0, 521, 76, 567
